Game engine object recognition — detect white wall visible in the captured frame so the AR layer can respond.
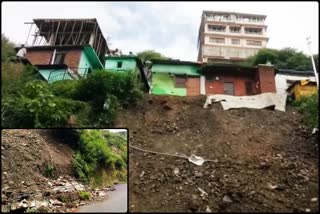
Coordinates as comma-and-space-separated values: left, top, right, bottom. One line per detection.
202, 45, 259, 59
275, 74, 316, 94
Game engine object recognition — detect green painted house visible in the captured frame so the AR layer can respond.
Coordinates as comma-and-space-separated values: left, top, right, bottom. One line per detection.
104, 56, 150, 91
151, 59, 202, 96
25, 45, 103, 83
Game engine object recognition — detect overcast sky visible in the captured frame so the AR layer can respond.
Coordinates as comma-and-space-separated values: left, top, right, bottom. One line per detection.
2, 1, 318, 61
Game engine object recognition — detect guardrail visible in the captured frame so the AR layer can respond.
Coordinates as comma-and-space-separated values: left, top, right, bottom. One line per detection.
47, 67, 90, 83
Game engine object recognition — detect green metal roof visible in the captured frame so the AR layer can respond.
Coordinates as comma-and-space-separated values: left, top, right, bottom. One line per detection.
105, 55, 139, 61
151, 63, 201, 76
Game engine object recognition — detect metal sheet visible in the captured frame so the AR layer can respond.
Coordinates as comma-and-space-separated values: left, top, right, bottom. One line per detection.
203, 93, 287, 112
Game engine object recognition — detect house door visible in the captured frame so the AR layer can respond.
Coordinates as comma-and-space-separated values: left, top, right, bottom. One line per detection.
186, 77, 200, 96
223, 82, 235, 95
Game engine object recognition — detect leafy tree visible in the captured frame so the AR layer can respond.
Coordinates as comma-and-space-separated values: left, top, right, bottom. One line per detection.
136, 50, 169, 62
240, 47, 313, 71
2, 81, 85, 128
252, 48, 279, 65
1, 34, 15, 62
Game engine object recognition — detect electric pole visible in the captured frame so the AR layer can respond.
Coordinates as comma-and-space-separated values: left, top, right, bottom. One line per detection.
306, 37, 319, 88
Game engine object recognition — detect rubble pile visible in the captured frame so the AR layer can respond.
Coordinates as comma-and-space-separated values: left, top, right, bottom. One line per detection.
1, 175, 116, 212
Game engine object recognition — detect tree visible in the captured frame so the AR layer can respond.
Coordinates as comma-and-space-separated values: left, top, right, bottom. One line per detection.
240, 47, 313, 71
1, 34, 15, 62
252, 48, 279, 65
136, 50, 169, 62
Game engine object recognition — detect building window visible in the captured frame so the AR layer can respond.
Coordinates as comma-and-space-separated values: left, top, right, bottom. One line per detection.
209, 37, 225, 44
245, 28, 262, 34
231, 39, 240, 45
175, 76, 186, 88
230, 26, 241, 33
245, 81, 254, 95
117, 61, 123, 68
208, 25, 226, 32
53, 52, 66, 64
223, 82, 235, 95
222, 15, 230, 20
246, 40, 262, 46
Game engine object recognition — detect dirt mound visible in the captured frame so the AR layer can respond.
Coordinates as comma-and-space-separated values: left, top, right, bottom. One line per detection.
116, 95, 319, 212
1, 129, 74, 211
1, 129, 73, 190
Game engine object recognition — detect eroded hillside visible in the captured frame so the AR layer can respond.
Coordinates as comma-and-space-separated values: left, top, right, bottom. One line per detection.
116, 95, 319, 212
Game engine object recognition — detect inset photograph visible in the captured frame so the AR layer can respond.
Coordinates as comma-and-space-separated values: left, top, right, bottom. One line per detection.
1, 129, 128, 213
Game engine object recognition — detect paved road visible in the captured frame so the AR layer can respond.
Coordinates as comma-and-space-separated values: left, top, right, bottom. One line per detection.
75, 184, 127, 213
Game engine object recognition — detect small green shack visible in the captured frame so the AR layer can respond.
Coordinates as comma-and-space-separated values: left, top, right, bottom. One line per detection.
150, 59, 202, 96
104, 55, 150, 92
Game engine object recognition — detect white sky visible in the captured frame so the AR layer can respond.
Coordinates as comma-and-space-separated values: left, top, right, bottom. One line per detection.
1, 1, 318, 61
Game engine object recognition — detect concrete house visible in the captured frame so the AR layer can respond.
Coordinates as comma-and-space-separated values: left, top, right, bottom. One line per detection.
25, 45, 103, 83
197, 11, 269, 63
150, 59, 202, 96
275, 69, 316, 95
150, 59, 276, 96
21, 18, 108, 83
104, 56, 150, 92
200, 63, 276, 96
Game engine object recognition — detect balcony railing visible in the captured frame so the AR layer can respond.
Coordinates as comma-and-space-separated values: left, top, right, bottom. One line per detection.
206, 17, 265, 24
46, 67, 91, 83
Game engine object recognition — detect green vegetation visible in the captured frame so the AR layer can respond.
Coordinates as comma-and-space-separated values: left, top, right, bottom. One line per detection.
26, 208, 39, 213
238, 47, 313, 71
79, 191, 91, 200
2, 80, 85, 128
292, 92, 319, 128
72, 130, 127, 186
43, 162, 56, 178
1, 34, 15, 62
136, 50, 169, 62
2, 67, 143, 128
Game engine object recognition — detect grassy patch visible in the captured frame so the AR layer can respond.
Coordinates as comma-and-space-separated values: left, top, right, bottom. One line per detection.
79, 191, 91, 200
292, 92, 319, 128
43, 162, 56, 178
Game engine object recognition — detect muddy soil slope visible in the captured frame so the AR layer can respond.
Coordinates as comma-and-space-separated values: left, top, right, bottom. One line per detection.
1, 129, 74, 192
116, 95, 319, 213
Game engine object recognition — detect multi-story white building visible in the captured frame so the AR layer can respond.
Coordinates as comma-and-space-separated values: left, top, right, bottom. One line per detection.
197, 11, 269, 63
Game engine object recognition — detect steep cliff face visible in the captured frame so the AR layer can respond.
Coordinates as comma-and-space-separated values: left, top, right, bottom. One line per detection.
1, 129, 74, 191
116, 95, 318, 213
